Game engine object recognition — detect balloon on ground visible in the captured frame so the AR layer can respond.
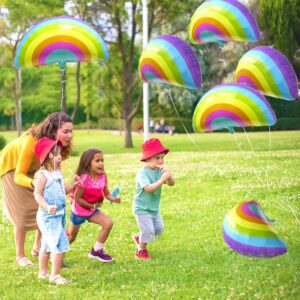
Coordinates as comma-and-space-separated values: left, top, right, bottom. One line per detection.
139, 35, 202, 89
189, 0, 260, 45
14, 16, 109, 69
235, 46, 298, 100
222, 201, 287, 257
192, 83, 276, 133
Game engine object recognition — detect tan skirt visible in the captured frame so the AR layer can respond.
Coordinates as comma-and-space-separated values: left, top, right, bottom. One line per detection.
2, 170, 38, 231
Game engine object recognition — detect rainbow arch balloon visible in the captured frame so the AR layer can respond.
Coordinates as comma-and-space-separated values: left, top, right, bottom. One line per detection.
235, 46, 298, 100
139, 35, 202, 89
14, 16, 109, 69
192, 83, 276, 133
222, 201, 287, 257
189, 0, 260, 45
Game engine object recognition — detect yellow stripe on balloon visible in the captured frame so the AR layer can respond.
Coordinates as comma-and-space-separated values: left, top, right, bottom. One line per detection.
193, 7, 240, 38
195, 94, 260, 125
230, 211, 270, 231
141, 48, 177, 83
25, 29, 98, 64
236, 58, 273, 92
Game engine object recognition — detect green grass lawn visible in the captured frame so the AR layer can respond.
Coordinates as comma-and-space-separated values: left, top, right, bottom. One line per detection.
0, 130, 299, 299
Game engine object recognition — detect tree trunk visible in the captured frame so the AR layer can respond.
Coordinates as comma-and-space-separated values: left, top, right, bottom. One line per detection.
61, 68, 67, 113
71, 62, 81, 121
124, 117, 133, 148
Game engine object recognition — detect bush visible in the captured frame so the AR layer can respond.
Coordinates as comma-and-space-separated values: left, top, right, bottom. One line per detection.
0, 135, 6, 150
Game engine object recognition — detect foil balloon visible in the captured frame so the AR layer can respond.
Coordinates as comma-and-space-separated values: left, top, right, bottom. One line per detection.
189, 0, 260, 45
14, 16, 109, 69
139, 35, 202, 89
222, 201, 287, 257
192, 83, 276, 133
235, 46, 298, 100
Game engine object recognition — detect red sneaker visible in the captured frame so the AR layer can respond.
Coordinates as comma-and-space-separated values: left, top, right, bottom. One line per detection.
135, 249, 150, 260
132, 234, 139, 248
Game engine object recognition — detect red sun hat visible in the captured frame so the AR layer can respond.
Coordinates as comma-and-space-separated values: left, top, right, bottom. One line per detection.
34, 137, 60, 164
141, 138, 169, 161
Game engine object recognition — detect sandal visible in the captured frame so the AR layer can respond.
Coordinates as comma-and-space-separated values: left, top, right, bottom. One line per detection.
16, 257, 34, 267
38, 273, 49, 279
49, 275, 71, 285
31, 248, 40, 257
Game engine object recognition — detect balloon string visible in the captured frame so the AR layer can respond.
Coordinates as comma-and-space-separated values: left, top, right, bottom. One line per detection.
242, 127, 255, 153
167, 89, 201, 151
231, 132, 242, 152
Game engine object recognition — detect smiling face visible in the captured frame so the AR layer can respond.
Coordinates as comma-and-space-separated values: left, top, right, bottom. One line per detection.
55, 122, 73, 147
89, 152, 104, 176
146, 153, 165, 169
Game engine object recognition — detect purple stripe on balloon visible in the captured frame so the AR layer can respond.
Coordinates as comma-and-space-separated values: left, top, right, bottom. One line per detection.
205, 110, 246, 130
158, 35, 202, 88
38, 42, 84, 65
34, 15, 85, 27
254, 46, 298, 99
222, 228, 287, 257
141, 65, 164, 81
222, 0, 260, 39
195, 24, 227, 41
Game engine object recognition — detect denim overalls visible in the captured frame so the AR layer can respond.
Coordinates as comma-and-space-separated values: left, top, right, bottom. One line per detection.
36, 170, 69, 253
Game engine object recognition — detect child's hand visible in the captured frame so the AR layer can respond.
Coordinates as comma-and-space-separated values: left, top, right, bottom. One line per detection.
47, 205, 57, 215
158, 164, 169, 173
72, 175, 81, 188
96, 202, 103, 208
161, 171, 171, 182
112, 196, 121, 204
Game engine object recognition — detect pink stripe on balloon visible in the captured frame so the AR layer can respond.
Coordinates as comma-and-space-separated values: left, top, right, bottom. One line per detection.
205, 110, 246, 130
195, 24, 227, 41
38, 42, 85, 65
236, 76, 259, 90
242, 202, 263, 220
141, 65, 165, 81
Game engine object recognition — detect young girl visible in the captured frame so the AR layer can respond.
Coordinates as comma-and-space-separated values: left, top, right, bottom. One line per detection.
132, 138, 175, 260
34, 137, 77, 285
68, 148, 121, 262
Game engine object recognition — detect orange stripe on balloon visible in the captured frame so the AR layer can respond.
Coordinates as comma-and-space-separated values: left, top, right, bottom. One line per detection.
235, 203, 268, 224
199, 103, 253, 130
192, 17, 231, 41
141, 57, 168, 80
236, 69, 264, 91
32, 35, 91, 66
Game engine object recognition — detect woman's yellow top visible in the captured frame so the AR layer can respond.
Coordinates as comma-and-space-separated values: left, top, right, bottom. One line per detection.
0, 133, 39, 188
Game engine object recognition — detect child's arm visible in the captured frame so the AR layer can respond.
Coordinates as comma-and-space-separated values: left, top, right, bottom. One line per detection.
103, 185, 121, 203
33, 173, 57, 215
74, 187, 98, 209
65, 175, 81, 194
143, 172, 170, 193
158, 165, 175, 186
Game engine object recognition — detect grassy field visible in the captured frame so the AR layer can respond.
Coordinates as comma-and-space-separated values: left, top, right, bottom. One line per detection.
0, 130, 299, 299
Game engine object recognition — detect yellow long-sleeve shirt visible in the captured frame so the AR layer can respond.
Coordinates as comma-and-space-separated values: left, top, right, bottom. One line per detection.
0, 133, 40, 188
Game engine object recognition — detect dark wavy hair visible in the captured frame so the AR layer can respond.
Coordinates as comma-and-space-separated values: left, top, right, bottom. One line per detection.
28, 112, 73, 160
75, 148, 103, 176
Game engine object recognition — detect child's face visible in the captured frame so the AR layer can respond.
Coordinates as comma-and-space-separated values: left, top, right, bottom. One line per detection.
90, 152, 104, 175
49, 147, 62, 169
146, 153, 165, 169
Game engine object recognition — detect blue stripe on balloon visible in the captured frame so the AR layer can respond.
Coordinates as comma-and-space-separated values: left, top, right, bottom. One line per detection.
223, 219, 286, 248
244, 50, 292, 99
199, 0, 256, 40
45, 50, 78, 65
15, 17, 108, 66
204, 85, 275, 124
148, 39, 195, 88
211, 117, 240, 131
199, 30, 224, 43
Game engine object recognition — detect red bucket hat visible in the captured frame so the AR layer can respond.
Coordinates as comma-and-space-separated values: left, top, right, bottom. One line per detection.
141, 138, 169, 161
34, 137, 60, 164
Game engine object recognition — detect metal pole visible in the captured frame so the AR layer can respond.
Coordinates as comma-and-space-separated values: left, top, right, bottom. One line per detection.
142, 0, 149, 141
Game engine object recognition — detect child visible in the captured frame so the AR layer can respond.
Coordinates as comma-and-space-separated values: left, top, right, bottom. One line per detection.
34, 137, 77, 285
68, 148, 121, 262
132, 138, 175, 260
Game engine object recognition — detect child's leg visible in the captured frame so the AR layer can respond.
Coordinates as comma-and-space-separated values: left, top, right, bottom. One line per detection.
136, 214, 155, 249
51, 252, 64, 277
89, 212, 113, 244
68, 222, 80, 244
39, 251, 50, 276
153, 214, 164, 238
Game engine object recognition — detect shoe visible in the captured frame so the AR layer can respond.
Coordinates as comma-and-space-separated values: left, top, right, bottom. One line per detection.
132, 234, 139, 248
135, 249, 150, 260
49, 275, 71, 285
38, 273, 49, 279
16, 257, 34, 267
88, 248, 113, 262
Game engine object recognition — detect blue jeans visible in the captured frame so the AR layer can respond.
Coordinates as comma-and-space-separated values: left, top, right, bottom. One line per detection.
70, 209, 100, 226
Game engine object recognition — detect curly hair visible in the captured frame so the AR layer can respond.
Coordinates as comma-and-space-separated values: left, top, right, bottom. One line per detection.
28, 112, 73, 160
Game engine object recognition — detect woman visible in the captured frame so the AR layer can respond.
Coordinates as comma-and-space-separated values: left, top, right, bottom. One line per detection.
0, 112, 73, 266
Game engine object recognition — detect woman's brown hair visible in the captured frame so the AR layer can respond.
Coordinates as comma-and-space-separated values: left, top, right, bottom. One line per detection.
75, 148, 103, 177
28, 112, 73, 160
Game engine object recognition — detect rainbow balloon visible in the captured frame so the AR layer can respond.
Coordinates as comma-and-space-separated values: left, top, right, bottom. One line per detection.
139, 35, 202, 89
235, 46, 298, 100
193, 83, 276, 133
14, 16, 109, 69
189, 0, 260, 45
222, 201, 287, 257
